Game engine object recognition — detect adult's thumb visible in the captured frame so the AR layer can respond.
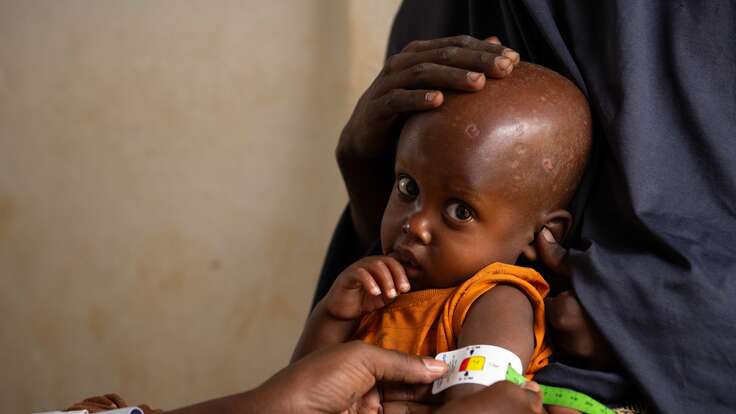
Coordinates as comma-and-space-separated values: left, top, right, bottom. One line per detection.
360, 344, 448, 384
535, 227, 571, 277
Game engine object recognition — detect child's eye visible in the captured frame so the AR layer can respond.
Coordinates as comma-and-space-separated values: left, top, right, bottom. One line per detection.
397, 176, 419, 198
445, 202, 473, 222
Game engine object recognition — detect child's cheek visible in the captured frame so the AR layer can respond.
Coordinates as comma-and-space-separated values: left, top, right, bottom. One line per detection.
380, 201, 400, 252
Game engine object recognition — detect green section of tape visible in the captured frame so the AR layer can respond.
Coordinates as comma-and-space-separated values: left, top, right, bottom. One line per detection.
505, 365, 615, 414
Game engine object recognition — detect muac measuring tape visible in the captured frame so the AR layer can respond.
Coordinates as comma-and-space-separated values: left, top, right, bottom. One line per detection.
505, 364, 614, 414
433, 345, 614, 414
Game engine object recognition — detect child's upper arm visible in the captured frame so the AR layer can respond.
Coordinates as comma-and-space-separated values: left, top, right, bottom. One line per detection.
444, 284, 536, 400
458, 284, 535, 363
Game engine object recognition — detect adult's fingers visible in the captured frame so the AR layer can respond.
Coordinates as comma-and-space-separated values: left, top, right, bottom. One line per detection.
546, 405, 582, 414
401, 35, 519, 71
372, 89, 444, 119
546, 291, 589, 334
377, 63, 487, 96
482, 36, 521, 64
546, 290, 619, 370
402, 34, 507, 56
379, 382, 438, 404
378, 382, 439, 414
535, 227, 571, 277
137, 405, 163, 414
358, 386, 381, 413
546, 290, 600, 363
436, 381, 544, 414
384, 46, 515, 78
485, 36, 502, 45
267, 342, 447, 414
66, 394, 128, 412
383, 401, 436, 414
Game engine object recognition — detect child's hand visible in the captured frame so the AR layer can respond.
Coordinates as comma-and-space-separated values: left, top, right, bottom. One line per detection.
324, 255, 410, 320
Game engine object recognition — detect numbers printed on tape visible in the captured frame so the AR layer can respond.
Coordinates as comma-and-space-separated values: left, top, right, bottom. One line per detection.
432, 345, 523, 394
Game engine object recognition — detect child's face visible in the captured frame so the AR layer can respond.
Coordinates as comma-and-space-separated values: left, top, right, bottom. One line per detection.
379, 62, 591, 290
380, 114, 540, 290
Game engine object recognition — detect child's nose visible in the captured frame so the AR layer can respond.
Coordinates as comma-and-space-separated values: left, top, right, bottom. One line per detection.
402, 211, 432, 245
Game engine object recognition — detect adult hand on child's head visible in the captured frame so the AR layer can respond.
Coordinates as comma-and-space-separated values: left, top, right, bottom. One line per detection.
338, 35, 520, 251
256, 341, 447, 414
534, 228, 619, 370
337, 35, 520, 161
436, 380, 546, 414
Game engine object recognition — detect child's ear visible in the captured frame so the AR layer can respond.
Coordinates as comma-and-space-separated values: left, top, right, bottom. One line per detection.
521, 209, 573, 261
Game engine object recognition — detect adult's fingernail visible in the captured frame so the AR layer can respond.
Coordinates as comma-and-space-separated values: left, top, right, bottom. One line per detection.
542, 227, 556, 243
422, 358, 447, 372
495, 56, 512, 70
503, 49, 520, 63
387, 288, 397, 298
425, 91, 437, 102
466, 71, 483, 81
400, 282, 410, 292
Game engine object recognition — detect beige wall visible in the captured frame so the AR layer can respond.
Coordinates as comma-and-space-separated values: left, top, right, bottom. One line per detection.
0, 1, 401, 411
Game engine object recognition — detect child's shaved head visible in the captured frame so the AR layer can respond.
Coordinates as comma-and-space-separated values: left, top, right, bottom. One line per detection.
404, 62, 591, 214
381, 62, 592, 289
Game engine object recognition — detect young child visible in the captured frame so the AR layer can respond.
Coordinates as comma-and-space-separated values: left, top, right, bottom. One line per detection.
292, 62, 591, 403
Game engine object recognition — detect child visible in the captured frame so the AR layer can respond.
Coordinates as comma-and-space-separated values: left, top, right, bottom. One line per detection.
292, 62, 591, 403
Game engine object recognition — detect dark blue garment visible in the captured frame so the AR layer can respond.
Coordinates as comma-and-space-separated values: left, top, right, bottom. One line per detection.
315, 2, 736, 412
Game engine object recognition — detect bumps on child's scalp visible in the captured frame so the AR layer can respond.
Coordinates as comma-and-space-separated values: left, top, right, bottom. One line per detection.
401, 62, 592, 213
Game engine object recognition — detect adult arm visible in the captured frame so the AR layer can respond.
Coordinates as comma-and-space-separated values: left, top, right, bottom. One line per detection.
535, 228, 619, 370
167, 341, 448, 414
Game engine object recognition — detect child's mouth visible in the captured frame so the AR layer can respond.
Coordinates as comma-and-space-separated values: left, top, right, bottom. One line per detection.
390, 249, 422, 278
402, 262, 422, 278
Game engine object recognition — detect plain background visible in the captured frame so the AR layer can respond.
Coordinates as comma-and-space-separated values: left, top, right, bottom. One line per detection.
0, 1, 402, 411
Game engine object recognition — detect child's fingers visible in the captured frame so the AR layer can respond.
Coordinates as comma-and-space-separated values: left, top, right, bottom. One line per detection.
367, 260, 399, 300
364, 292, 387, 310
383, 256, 410, 293
355, 267, 382, 296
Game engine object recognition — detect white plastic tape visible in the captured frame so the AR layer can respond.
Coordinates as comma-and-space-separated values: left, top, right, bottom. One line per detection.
100, 409, 143, 414
432, 344, 523, 394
